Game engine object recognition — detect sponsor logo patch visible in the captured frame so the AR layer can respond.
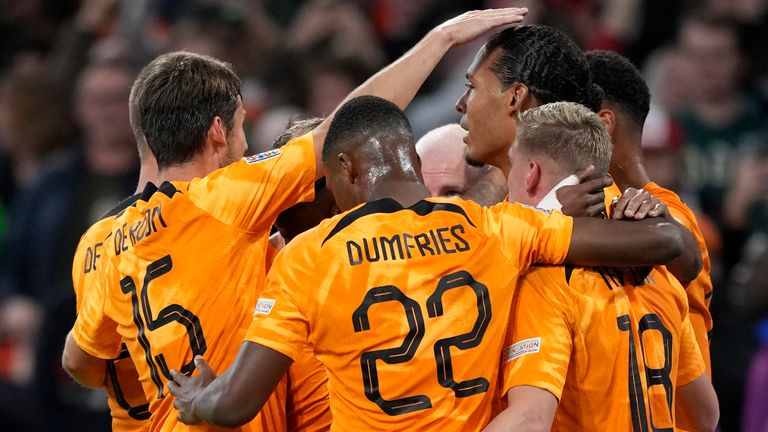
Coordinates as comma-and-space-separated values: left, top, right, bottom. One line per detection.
245, 149, 282, 164
502, 337, 541, 362
254, 298, 276, 315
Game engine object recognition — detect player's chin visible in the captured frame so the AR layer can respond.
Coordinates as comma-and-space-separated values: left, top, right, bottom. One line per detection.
464, 149, 486, 168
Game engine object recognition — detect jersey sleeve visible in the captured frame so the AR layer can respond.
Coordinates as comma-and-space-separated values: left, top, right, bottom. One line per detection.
499, 268, 573, 400
71, 256, 122, 359
187, 133, 317, 232
676, 314, 706, 386
244, 238, 315, 361
482, 202, 573, 273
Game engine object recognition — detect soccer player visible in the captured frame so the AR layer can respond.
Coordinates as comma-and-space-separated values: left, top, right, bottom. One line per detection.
486, 102, 718, 432
586, 49, 718, 431
65, 71, 161, 431
271, 117, 335, 432
167, 95, 691, 431
61, 8, 533, 431
415, 123, 507, 205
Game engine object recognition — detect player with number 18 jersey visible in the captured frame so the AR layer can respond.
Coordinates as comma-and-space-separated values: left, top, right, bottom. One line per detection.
72, 134, 317, 431
245, 196, 573, 431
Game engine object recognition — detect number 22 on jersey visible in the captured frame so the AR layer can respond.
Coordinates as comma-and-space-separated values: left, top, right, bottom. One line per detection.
353, 270, 491, 416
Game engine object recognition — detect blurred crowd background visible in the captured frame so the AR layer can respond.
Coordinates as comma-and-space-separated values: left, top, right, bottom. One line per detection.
0, 0, 765, 431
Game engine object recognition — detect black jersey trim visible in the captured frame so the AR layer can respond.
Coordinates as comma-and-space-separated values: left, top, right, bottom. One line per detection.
322, 198, 476, 245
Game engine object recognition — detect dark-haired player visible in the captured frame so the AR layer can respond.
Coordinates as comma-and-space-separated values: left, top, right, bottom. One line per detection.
62, 9, 533, 431
168, 96, 691, 431
586, 49, 718, 431
486, 102, 718, 432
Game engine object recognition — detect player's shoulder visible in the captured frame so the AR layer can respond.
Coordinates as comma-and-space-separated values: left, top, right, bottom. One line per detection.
522, 264, 571, 290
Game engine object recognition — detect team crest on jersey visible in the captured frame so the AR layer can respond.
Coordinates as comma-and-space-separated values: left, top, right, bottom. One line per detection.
244, 149, 282, 164
502, 337, 541, 362
254, 298, 276, 315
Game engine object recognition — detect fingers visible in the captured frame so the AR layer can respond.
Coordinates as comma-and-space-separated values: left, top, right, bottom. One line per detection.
574, 165, 596, 183
623, 189, 650, 219
648, 202, 666, 218
194, 356, 216, 380
170, 368, 188, 385
585, 201, 607, 217
612, 188, 636, 220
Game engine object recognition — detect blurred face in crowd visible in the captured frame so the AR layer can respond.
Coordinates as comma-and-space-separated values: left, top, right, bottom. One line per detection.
75, 64, 134, 147
678, 20, 742, 101
456, 47, 517, 169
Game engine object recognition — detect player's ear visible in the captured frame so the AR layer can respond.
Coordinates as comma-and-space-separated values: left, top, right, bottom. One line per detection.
338, 152, 357, 184
598, 109, 616, 136
507, 83, 531, 117
525, 160, 540, 195
207, 116, 229, 156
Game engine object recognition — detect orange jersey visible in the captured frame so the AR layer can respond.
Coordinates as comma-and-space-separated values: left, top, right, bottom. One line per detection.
245, 197, 574, 431
265, 241, 332, 432
72, 194, 150, 431
72, 134, 317, 432
499, 264, 706, 431
605, 182, 713, 373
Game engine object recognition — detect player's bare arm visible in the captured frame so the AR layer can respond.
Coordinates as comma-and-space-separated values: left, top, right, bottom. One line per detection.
62, 331, 106, 388
676, 374, 719, 432
169, 342, 292, 428
309, 8, 529, 177
565, 195, 685, 267
482, 386, 558, 432
612, 187, 703, 282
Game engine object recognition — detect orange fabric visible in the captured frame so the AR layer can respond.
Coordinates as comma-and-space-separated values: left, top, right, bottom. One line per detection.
72, 214, 150, 431
643, 182, 713, 374
72, 134, 316, 432
246, 197, 573, 431
499, 264, 705, 431
265, 242, 332, 432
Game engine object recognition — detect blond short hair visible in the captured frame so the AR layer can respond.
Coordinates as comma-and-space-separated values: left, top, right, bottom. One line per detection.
516, 101, 612, 176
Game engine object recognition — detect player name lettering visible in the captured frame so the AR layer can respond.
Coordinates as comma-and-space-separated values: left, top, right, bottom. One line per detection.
346, 223, 470, 266
594, 266, 655, 290
82, 241, 104, 274
114, 204, 168, 256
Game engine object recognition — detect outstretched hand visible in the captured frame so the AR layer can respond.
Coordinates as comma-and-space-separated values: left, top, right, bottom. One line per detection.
168, 356, 217, 425
434, 8, 529, 47
556, 165, 613, 217
612, 187, 668, 220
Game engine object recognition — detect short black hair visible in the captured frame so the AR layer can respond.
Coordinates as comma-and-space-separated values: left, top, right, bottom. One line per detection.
484, 25, 603, 113
131, 51, 241, 170
322, 96, 412, 163
586, 50, 650, 127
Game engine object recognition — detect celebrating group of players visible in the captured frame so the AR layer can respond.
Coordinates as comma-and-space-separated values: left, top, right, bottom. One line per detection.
60, 7, 720, 432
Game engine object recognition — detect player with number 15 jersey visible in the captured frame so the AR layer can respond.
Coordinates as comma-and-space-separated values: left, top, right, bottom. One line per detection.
72, 134, 317, 431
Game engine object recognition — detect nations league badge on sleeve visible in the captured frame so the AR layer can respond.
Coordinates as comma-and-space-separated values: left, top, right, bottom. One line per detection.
245, 149, 282, 164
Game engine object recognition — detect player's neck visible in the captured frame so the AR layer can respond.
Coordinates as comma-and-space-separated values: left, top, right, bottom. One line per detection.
609, 134, 651, 191
365, 178, 431, 208
157, 158, 219, 184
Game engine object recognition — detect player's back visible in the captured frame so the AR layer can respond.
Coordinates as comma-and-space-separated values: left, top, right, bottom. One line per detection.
502, 263, 704, 431
72, 194, 150, 431
102, 182, 283, 432
247, 197, 574, 431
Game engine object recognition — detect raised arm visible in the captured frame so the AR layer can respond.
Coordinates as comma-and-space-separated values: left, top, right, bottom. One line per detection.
309, 8, 529, 178
170, 343, 292, 428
